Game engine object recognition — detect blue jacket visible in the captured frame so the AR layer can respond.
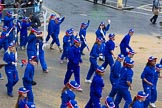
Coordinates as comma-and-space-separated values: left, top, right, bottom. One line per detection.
20, 21, 31, 36
90, 74, 104, 98
27, 33, 37, 51
63, 35, 71, 50
95, 24, 110, 40
120, 34, 132, 50
53, 17, 65, 35
101, 105, 107, 108
61, 89, 75, 108
141, 66, 155, 87
3, 16, 15, 29
0, 31, 8, 43
18, 98, 28, 108
104, 39, 115, 56
3, 51, 16, 70
79, 21, 90, 41
48, 19, 55, 35
118, 67, 133, 88
22, 63, 34, 85
90, 43, 101, 59
110, 60, 122, 85
132, 100, 144, 108
68, 45, 82, 65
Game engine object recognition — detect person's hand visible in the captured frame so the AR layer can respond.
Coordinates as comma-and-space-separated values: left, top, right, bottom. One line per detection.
32, 81, 37, 86
130, 86, 133, 90
107, 19, 111, 24
148, 82, 153, 86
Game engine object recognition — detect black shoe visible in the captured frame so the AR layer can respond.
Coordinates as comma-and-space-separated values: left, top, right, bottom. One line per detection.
8, 94, 13, 97
99, 58, 104, 61
150, 19, 153, 23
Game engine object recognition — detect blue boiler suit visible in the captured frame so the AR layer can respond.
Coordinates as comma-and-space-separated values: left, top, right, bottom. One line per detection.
0, 30, 8, 51
64, 45, 82, 85
85, 74, 104, 108
109, 60, 122, 98
51, 17, 65, 46
101, 39, 115, 69
141, 66, 155, 108
37, 39, 48, 71
20, 21, 31, 47
132, 100, 144, 108
60, 35, 71, 60
120, 34, 132, 57
22, 63, 35, 103
79, 21, 90, 53
18, 98, 28, 108
3, 15, 15, 43
46, 19, 55, 43
3, 51, 19, 96
101, 105, 107, 108
60, 89, 75, 108
27, 33, 37, 59
86, 43, 101, 80
114, 67, 133, 108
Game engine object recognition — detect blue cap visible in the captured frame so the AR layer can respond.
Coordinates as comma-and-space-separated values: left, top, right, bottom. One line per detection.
129, 29, 134, 33
105, 97, 115, 108
18, 87, 29, 94
7, 11, 12, 16
148, 56, 157, 61
55, 17, 61, 22
96, 66, 105, 73
156, 64, 162, 69
68, 80, 80, 89
27, 102, 36, 108
109, 33, 115, 38
125, 59, 134, 65
74, 38, 80, 43
8, 42, 14, 47
100, 22, 105, 26
69, 28, 74, 33
66, 30, 72, 36
22, 17, 28, 22
118, 54, 125, 59
96, 37, 103, 42
3, 26, 8, 30
128, 50, 135, 55
67, 100, 78, 108
29, 56, 37, 61
137, 91, 148, 97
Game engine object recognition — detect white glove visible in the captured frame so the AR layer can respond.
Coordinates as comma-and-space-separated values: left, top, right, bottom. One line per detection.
6, 33, 9, 37
108, 19, 111, 24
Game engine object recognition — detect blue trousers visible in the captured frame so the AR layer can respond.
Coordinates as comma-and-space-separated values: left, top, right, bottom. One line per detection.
151, 86, 157, 103
115, 87, 132, 108
46, 33, 51, 42
20, 34, 27, 47
120, 46, 127, 57
51, 33, 60, 47
143, 85, 152, 108
85, 96, 101, 108
64, 62, 80, 85
109, 83, 118, 98
39, 51, 48, 71
86, 57, 98, 80
5, 68, 19, 95
102, 55, 114, 69
23, 82, 34, 103
60, 48, 69, 60
80, 41, 86, 53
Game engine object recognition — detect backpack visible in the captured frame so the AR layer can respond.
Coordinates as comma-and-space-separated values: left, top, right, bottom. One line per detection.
154, 0, 160, 9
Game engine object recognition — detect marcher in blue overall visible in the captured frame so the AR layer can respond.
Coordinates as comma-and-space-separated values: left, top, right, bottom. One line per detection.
120, 29, 134, 57
3, 43, 19, 97
95, 20, 110, 61
61, 80, 80, 108
50, 17, 65, 52
101, 33, 116, 69
114, 59, 134, 108
141, 56, 157, 108
129, 91, 148, 108
15, 18, 22, 45
20, 17, 31, 50
66, 100, 79, 108
22, 56, 38, 103
149, 64, 162, 107
109, 54, 124, 98
69, 28, 77, 46
85, 66, 105, 108
60, 30, 72, 64
3, 11, 15, 43
15, 87, 36, 108
36, 33, 48, 73
79, 20, 90, 55
85, 37, 102, 83
0, 26, 9, 51
124, 50, 135, 62
102, 97, 115, 108
46, 14, 56, 43
64, 38, 83, 91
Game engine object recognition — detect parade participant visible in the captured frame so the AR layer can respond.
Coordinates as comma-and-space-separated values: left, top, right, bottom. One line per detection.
119, 29, 134, 57
101, 33, 116, 69
0, 26, 9, 51
63, 38, 83, 91
149, 64, 162, 107
85, 66, 105, 108
141, 56, 157, 108
102, 97, 115, 108
114, 59, 134, 108
150, 0, 160, 24
61, 80, 80, 108
109, 54, 124, 98
95, 19, 111, 61
69, 28, 77, 46
49, 16, 65, 52
46, 14, 56, 43
22, 56, 38, 103
85, 37, 102, 83
79, 20, 90, 55
129, 91, 148, 108
3, 42, 19, 97
66, 100, 79, 108
60, 30, 72, 64
124, 50, 135, 62
20, 17, 31, 50
27, 28, 42, 59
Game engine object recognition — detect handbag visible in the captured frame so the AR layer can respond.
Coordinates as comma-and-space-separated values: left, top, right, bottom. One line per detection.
153, 8, 159, 15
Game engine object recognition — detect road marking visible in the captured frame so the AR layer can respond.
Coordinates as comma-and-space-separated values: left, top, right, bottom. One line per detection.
42, 5, 60, 17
